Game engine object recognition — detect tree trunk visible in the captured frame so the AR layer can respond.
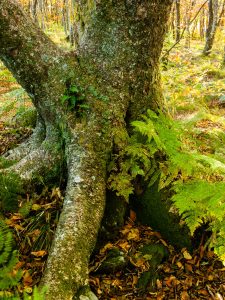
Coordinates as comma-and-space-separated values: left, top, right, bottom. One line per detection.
203, 0, 219, 55
175, 0, 181, 42
222, 45, 225, 67
0, 0, 173, 299
185, 0, 196, 49
200, 8, 206, 40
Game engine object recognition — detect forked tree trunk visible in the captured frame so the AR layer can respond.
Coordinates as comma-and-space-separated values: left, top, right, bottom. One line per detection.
0, 0, 173, 299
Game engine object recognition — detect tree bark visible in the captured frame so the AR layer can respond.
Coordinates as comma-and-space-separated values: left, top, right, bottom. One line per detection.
0, 0, 173, 299
175, 0, 181, 42
203, 0, 219, 55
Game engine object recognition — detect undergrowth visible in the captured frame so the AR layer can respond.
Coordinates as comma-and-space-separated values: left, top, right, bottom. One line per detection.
0, 171, 24, 212
109, 109, 225, 262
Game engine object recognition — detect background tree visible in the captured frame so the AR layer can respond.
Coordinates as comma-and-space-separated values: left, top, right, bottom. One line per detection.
175, 0, 181, 42
203, 0, 219, 55
0, 0, 173, 299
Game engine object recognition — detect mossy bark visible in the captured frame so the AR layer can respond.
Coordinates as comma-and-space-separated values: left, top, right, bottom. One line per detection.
0, 1, 173, 299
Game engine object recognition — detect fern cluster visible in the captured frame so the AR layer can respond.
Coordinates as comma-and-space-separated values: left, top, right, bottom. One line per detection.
0, 220, 46, 300
0, 220, 22, 299
109, 109, 225, 261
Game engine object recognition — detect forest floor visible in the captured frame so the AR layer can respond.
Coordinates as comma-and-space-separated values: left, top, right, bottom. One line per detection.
1, 39, 225, 299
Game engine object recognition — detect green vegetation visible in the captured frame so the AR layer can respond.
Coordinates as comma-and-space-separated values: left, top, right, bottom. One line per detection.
0, 171, 24, 212
0, 220, 22, 297
61, 83, 109, 116
109, 108, 225, 261
61, 84, 88, 113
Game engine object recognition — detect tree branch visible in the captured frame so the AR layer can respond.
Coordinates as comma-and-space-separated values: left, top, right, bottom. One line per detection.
0, 0, 76, 123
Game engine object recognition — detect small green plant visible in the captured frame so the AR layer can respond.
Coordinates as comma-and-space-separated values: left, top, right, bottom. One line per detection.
22, 286, 47, 300
61, 84, 89, 114
109, 109, 225, 262
88, 85, 109, 103
0, 158, 16, 169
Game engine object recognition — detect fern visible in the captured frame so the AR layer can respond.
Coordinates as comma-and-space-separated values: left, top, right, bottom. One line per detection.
109, 109, 225, 262
0, 220, 22, 298
23, 286, 47, 300
0, 221, 46, 300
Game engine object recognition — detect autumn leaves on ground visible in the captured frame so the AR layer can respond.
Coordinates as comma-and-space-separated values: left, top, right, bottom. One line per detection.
1, 37, 225, 298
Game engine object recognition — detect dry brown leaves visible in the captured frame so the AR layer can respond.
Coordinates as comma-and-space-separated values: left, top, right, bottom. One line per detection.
90, 213, 225, 300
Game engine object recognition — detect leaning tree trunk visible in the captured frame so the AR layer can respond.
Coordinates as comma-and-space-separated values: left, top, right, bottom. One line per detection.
0, 0, 173, 299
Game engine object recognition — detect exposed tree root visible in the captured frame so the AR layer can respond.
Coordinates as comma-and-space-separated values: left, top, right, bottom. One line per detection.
4, 115, 46, 161
41, 136, 106, 300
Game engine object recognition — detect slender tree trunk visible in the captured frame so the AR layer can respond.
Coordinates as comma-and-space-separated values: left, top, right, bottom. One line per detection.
0, 0, 173, 299
222, 45, 225, 67
185, 0, 196, 48
200, 8, 205, 40
32, 0, 37, 21
175, 0, 181, 42
203, 0, 219, 55
191, 19, 198, 38
217, 0, 225, 26
170, 3, 176, 39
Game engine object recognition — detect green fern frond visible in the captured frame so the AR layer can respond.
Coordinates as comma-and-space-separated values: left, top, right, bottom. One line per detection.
109, 109, 225, 261
0, 220, 22, 297
23, 286, 47, 300
172, 181, 225, 233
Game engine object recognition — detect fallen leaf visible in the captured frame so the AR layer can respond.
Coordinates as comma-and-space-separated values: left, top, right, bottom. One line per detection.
117, 241, 131, 252
32, 204, 42, 211
31, 250, 47, 257
14, 224, 25, 231
156, 279, 162, 289
177, 261, 183, 269
132, 275, 138, 286
181, 291, 190, 300
100, 243, 114, 254
197, 289, 209, 296
129, 210, 136, 221
23, 271, 33, 286
185, 263, 193, 272
127, 228, 139, 241
215, 293, 223, 300
183, 250, 192, 260
207, 274, 214, 281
